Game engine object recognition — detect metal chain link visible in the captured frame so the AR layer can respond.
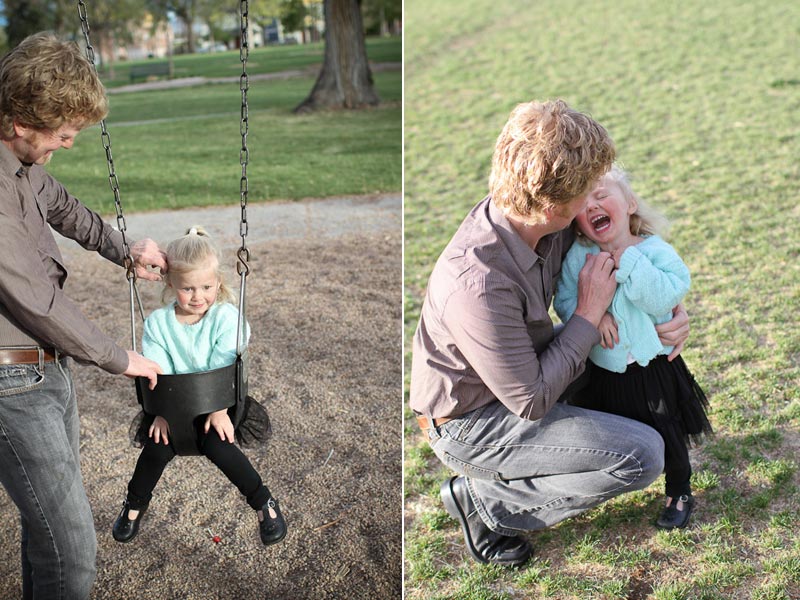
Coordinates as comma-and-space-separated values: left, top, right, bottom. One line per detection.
236, 0, 251, 356
77, 0, 135, 281
77, 0, 144, 350
237, 0, 251, 277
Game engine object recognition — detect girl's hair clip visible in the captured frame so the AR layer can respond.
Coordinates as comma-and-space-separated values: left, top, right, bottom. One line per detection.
188, 227, 198, 236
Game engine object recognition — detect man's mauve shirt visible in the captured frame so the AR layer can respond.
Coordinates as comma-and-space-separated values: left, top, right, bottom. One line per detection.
0, 142, 129, 373
410, 196, 600, 421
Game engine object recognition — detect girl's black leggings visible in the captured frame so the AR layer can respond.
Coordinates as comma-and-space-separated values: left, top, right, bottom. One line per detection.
126, 428, 271, 512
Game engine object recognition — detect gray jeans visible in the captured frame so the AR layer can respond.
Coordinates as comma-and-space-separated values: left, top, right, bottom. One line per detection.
427, 401, 665, 536
0, 357, 96, 600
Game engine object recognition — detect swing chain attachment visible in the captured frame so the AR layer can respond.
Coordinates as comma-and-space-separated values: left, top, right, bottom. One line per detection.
77, 0, 144, 350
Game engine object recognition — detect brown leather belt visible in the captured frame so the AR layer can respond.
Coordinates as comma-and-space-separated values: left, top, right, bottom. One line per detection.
416, 415, 454, 431
0, 348, 58, 365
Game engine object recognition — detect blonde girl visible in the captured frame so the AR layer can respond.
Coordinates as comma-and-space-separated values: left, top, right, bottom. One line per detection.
555, 166, 712, 530
113, 227, 286, 547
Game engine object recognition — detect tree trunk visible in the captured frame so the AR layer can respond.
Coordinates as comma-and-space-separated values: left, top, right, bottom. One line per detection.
293, 0, 379, 113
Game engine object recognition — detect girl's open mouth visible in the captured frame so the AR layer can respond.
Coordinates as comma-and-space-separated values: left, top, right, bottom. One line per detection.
590, 214, 611, 232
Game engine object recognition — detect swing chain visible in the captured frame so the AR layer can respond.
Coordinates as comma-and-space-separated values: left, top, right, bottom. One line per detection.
235, 0, 251, 358
237, 0, 250, 278
76, 0, 136, 283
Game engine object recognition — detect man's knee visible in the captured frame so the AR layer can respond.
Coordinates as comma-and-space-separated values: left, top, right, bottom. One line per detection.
626, 425, 665, 489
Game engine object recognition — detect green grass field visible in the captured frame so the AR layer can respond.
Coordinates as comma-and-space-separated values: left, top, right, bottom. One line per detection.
99, 37, 400, 87
45, 37, 401, 213
404, 2, 799, 599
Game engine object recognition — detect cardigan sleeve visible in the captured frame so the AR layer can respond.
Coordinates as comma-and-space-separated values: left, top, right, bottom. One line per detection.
142, 311, 176, 374
616, 238, 690, 316
207, 304, 249, 370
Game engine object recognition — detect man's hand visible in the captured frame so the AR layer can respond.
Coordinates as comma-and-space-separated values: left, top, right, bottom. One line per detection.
655, 303, 690, 360
574, 252, 618, 327
204, 410, 235, 443
130, 238, 167, 281
124, 351, 162, 390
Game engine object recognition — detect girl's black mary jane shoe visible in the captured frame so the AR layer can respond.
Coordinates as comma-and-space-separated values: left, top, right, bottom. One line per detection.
656, 494, 694, 530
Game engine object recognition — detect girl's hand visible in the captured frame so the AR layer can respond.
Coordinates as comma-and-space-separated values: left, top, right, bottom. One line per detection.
205, 410, 235, 443
598, 312, 619, 349
149, 416, 170, 445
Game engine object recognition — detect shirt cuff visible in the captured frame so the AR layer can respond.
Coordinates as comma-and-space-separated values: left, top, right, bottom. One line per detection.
561, 314, 602, 356
101, 345, 129, 374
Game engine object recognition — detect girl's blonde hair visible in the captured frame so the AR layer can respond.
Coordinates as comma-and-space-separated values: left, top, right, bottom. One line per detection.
0, 32, 108, 139
576, 164, 670, 244
162, 226, 236, 305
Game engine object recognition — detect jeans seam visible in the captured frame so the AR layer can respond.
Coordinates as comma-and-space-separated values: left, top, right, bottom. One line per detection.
0, 414, 64, 599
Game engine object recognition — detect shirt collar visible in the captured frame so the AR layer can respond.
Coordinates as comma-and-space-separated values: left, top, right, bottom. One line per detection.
487, 198, 557, 271
0, 141, 28, 178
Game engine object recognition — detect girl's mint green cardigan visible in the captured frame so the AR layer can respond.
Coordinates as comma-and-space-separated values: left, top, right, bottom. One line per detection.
554, 235, 690, 373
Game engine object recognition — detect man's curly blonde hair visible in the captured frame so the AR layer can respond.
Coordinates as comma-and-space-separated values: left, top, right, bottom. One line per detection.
489, 100, 616, 224
0, 32, 108, 139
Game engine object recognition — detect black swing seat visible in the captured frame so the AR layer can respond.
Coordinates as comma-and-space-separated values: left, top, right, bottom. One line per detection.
134, 355, 248, 456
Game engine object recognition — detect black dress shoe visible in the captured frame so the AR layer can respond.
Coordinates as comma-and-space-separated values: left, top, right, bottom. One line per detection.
656, 494, 695, 530
112, 500, 146, 543
440, 476, 532, 567
259, 498, 287, 546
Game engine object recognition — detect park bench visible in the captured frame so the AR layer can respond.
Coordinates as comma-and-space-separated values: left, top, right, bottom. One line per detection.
129, 62, 171, 82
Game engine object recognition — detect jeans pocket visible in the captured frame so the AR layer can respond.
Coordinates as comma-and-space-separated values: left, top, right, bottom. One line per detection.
439, 405, 487, 443
440, 451, 503, 481
0, 365, 45, 397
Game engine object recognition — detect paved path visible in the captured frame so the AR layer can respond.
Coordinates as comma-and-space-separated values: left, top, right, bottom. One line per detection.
106, 62, 401, 95
59, 192, 401, 255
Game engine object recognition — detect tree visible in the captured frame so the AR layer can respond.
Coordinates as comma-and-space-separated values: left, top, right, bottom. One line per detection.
5, 0, 53, 47
294, 0, 378, 113
361, 0, 400, 36
72, 0, 145, 77
279, 0, 307, 36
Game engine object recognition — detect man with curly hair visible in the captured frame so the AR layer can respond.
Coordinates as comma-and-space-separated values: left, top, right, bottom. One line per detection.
0, 32, 166, 598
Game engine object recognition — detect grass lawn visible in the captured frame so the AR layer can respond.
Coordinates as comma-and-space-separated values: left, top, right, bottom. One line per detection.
45, 50, 400, 213
404, 1, 799, 599
99, 36, 401, 87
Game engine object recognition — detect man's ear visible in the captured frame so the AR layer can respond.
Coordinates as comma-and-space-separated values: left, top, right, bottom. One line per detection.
12, 121, 28, 138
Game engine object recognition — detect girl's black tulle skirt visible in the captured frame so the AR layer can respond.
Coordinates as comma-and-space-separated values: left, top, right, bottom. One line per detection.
573, 354, 712, 455
128, 395, 272, 449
